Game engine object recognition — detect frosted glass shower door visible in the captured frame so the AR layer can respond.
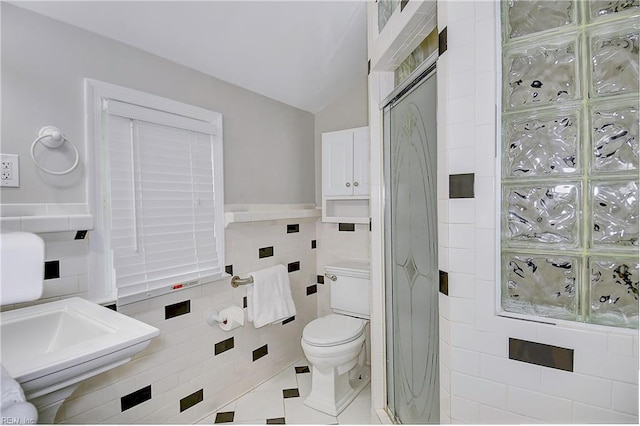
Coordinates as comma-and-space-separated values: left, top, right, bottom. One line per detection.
384, 69, 439, 424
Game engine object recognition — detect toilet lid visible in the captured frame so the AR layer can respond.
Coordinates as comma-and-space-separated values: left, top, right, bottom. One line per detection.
302, 314, 365, 347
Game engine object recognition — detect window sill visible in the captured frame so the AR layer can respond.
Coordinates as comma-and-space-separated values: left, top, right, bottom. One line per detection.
224, 204, 321, 227
1, 214, 94, 233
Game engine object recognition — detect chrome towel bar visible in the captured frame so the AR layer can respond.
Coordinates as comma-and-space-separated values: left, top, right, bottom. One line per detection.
231, 275, 254, 288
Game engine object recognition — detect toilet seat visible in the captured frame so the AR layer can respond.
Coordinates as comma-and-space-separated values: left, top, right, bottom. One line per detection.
302, 314, 366, 347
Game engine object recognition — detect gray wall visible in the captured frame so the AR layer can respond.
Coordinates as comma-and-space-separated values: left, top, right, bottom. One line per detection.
1, 3, 315, 206
313, 77, 368, 205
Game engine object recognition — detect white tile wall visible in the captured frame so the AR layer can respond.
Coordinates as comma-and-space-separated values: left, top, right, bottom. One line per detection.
47, 219, 318, 423
438, 1, 639, 424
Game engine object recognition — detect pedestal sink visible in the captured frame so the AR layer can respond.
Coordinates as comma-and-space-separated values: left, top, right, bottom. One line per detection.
1, 297, 159, 423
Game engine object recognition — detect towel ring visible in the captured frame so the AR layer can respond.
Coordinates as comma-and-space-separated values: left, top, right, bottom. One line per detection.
30, 126, 80, 175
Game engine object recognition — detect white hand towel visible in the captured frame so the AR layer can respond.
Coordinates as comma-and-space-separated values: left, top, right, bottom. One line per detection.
247, 264, 296, 328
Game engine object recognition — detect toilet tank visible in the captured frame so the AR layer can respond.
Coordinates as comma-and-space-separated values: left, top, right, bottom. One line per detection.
326, 260, 370, 319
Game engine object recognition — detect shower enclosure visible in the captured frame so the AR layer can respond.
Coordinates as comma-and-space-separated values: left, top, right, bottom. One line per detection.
383, 64, 439, 423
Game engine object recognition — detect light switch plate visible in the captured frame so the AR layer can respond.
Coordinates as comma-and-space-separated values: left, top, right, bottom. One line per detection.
1, 154, 20, 187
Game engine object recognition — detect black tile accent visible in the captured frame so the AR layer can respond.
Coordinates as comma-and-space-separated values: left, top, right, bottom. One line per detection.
282, 388, 300, 399
401, 0, 409, 11
288, 261, 300, 273
266, 418, 286, 424
509, 338, 574, 372
214, 337, 235, 355
104, 303, 117, 311
306, 285, 317, 295
295, 366, 310, 374
311, 239, 317, 249
287, 224, 299, 233
317, 275, 324, 284
439, 271, 449, 295
215, 411, 235, 423
180, 389, 203, 412
121, 385, 151, 412
367, 59, 371, 75
165, 300, 190, 320
439, 27, 447, 56
74, 230, 87, 240
338, 223, 355, 232
449, 173, 475, 199
259, 246, 274, 258
282, 316, 295, 325
252, 344, 268, 362
243, 296, 248, 309
44, 260, 59, 280
225, 265, 233, 275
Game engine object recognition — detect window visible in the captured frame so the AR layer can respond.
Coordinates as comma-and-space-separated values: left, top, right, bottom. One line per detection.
499, 2, 638, 329
86, 80, 224, 305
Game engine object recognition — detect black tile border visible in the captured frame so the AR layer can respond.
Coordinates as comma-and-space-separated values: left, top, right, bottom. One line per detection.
439, 27, 447, 56
400, 0, 409, 11
44, 260, 60, 280
252, 344, 268, 362
287, 224, 299, 233
295, 366, 310, 374
225, 265, 234, 275
215, 411, 235, 423
288, 261, 300, 273
180, 389, 203, 412
259, 246, 274, 259
439, 271, 449, 295
104, 303, 117, 311
509, 338, 574, 372
311, 239, 317, 249
214, 337, 234, 356
266, 418, 286, 424
74, 230, 88, 240
449, 173, 475, 199
165, 300, 191, 320
282, 316, 295, 325
282, 388, 300, 399
306, 285, 317, 295
121, 385, 151, 412
317, 274, 324, 284
338, 223, 355, 232
243, 296, 248, 309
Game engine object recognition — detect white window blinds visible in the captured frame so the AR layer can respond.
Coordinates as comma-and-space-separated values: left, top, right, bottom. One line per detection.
103, 99, 224, 302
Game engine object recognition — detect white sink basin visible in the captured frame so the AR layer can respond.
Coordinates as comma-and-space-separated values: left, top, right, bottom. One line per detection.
1, 297, 159, 422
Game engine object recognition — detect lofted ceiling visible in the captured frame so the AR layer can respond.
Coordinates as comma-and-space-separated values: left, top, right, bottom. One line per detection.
10, 0, 368, 113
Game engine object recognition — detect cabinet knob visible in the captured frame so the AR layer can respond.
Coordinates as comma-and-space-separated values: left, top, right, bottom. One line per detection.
346, 182, 351, 187
354, 182, 359, 187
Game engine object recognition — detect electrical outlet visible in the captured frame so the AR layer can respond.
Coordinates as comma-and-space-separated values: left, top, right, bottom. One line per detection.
0, 154, 20, 187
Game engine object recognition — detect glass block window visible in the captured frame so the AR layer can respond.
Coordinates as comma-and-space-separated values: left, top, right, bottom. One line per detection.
501, 1, 639, 329
378, 0, 400, 33
395, 29, 439, 86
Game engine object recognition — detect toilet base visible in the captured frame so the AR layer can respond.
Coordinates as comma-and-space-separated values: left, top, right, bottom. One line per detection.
303, 366, 370, 417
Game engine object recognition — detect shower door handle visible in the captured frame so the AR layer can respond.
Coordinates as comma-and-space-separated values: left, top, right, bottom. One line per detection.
324, 273, 337, 282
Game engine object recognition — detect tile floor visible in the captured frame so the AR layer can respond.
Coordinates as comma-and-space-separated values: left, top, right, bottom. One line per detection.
198, 357, 377, 425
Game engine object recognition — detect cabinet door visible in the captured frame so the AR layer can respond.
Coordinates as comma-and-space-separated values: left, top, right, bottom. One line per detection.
352, 127, 370, 196
322, 130, 354, 196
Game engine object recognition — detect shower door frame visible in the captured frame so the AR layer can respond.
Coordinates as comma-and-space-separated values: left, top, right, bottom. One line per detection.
380, 53, 439, 424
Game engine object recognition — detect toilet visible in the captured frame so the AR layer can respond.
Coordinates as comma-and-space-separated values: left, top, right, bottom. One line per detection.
301, 260, 370, 416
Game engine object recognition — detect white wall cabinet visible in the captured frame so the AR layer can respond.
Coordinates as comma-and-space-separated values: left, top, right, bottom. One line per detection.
321, 126, 370, 223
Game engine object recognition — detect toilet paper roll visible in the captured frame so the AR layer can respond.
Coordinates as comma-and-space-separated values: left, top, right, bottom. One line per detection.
218, 305, 245, 332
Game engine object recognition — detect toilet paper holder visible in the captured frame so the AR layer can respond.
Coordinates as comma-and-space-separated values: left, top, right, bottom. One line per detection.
206, 311, 227, 326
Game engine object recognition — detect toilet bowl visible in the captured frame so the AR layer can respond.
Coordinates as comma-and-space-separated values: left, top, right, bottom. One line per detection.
301, 314, 367, 416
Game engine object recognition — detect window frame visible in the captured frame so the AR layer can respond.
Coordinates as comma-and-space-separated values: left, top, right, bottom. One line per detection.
85, 79, 225, 305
